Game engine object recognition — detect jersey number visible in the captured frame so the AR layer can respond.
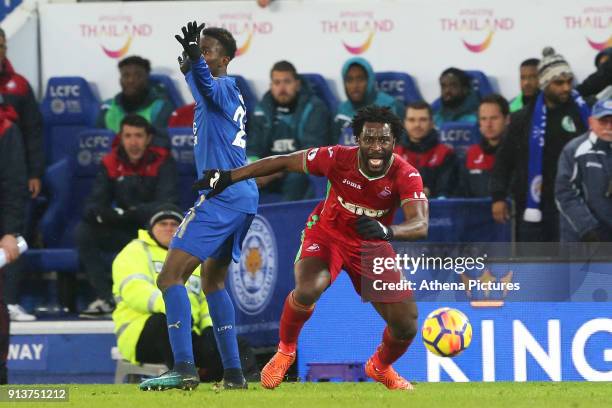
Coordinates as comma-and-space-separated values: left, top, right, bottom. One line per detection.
232, 105, 247, 148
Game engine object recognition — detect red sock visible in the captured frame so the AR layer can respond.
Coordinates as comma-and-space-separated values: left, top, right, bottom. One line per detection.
278, 291, 314, 354
373, 326, 413, 370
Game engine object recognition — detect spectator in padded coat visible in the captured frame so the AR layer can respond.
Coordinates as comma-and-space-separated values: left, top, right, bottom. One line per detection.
0, 28, 44, 198
0, 112, 28, 383
246, 61, 331, 201
76, 114, 178, 317
395, 101, 458, 198
555, 99, 612, 242
97, 55, 174, 138
333, 57, 403, 145
433, 67, 480, 127
459, 94, 509, 197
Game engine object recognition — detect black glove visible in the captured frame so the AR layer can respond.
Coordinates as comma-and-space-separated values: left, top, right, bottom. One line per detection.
192, 169, 233, 198
355, 215, 394, 241
178, 51, 191, 74
174, 21, 205, 61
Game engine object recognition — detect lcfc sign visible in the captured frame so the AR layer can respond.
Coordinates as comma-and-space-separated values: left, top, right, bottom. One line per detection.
48, 83, 82, 115
228, 215, 278, 316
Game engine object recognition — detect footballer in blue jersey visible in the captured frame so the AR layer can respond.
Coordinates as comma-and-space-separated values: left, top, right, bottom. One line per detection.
140, 21, 257, 392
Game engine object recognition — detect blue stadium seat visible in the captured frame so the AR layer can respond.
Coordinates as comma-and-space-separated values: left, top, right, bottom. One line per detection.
438, 122, 480, 159
230, 75, 258, 117
40, 77, 100, 165
39, 129, 115, 249
338, 124, 355, 145
375, 71, 423, 104
0, 0, 22, 21
465, 70, 495, 97
149, 74, 184, 109
301, 73, 338, 112
168, 127, 197, 210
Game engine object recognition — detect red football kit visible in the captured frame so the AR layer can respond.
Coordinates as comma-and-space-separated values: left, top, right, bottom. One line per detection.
297, 145, 427, 302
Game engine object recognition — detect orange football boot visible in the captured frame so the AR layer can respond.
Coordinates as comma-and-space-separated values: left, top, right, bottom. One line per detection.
260, 350, 296, 389
365, 357, 414, 390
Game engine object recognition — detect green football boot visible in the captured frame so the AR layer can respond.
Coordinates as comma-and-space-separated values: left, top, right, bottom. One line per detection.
139, 362, 199, 391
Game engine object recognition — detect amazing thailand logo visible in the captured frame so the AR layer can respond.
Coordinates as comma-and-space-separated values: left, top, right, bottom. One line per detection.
563, 6, 611, 51
440, 9, 514, 53
79, 15, 152, 59
207, 12, 273, 57
321, 11, 394, 55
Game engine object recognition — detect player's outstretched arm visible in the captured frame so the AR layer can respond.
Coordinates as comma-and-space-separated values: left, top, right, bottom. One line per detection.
393, 200, 429, 241
193, 151, 306, 197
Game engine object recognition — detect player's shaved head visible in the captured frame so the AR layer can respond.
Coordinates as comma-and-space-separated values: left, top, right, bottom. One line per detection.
352, 105, 403, 141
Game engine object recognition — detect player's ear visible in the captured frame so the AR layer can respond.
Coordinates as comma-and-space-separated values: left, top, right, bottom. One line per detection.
222, 55, 231, 67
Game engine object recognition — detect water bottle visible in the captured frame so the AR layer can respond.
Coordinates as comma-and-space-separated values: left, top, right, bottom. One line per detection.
0, 236, 28, 268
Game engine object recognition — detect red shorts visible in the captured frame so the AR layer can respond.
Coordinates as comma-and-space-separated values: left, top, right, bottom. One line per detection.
296, 220, 411, 303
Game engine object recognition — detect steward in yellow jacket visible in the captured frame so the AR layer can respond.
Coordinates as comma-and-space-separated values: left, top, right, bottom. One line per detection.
112, 203, 258, 381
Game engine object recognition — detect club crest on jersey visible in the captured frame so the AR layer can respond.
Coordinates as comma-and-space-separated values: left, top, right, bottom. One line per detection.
307, 148, 319, 161
378, 186, 392, 198
228, 215, 277, 315
342, 179, 362, 190
337, 195, 389, 218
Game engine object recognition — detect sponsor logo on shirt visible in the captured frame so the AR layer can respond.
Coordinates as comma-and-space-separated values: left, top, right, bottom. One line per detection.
337, 195, 389, 218
306, 243, 320, 252
271, 139, 296, 153
342, 178, 363, 190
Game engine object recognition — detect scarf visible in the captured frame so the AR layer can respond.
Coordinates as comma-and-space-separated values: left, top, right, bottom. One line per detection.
524, 90, 590, 222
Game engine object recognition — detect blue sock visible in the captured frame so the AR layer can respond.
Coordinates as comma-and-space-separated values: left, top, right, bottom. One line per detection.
163, 285, 194, 365
206, 288, 241, 370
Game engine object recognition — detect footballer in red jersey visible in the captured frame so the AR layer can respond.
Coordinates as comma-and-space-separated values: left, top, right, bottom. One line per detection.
194, 106, 429, 391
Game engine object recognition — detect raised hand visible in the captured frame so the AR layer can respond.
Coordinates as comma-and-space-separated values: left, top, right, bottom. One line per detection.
174, 21, 205, 60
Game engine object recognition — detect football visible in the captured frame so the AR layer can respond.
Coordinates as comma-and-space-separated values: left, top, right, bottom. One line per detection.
422, 307, 472, 357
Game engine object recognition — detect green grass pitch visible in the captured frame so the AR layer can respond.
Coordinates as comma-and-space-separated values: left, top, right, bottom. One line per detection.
3, 382, 612, 408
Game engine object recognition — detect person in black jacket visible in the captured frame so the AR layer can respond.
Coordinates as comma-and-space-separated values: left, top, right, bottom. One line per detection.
490, 47, 589, 242
0, 113, 28, 383
76, 114, 178, 317
0, 29, 45, 321
0, 28, 44, 198
575, 47, 612, 103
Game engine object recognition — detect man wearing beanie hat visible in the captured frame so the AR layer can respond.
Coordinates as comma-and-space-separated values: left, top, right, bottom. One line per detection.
111, 203, 257, 382
491, 47, 589, 243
